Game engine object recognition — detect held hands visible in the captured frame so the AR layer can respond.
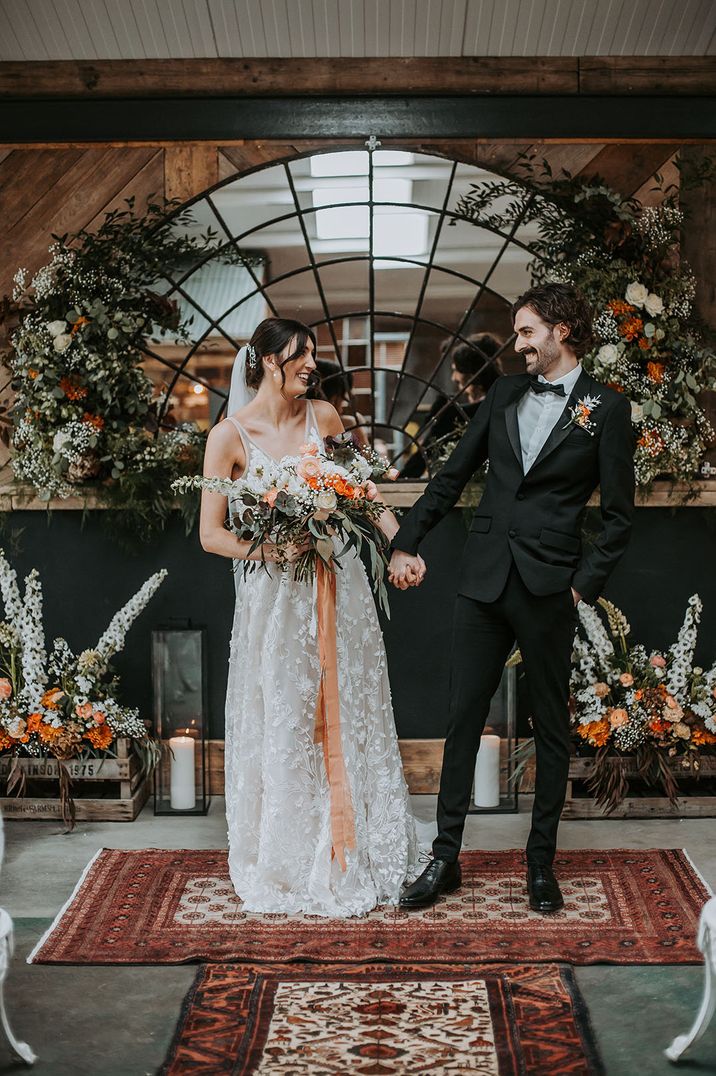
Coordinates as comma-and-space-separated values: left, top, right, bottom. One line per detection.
388, 549, 427, 590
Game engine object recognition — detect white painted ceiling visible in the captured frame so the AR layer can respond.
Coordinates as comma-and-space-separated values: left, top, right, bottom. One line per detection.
1, 0, 714, 61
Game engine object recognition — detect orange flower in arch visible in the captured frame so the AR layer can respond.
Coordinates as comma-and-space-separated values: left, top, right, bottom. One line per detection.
608, 300, 636, 316
620, 316, 643, 341
27, 368, 39, 380
59, 377, 88, 401
0, 731, 13, 750
27, 712, 43, 733
646, 361, 665, 383
82, 412, 104, 430
71, 315, 91, 335
638, 337, 652, 350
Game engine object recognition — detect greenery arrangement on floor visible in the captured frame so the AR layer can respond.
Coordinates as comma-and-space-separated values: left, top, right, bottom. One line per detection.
455, 155, 716, 489
3, 199, 256, 544
0, 547, 165, 826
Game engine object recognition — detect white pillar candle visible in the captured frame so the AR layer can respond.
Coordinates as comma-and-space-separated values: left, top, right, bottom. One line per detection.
169, 735, 196, 810
474, 734, 501, 808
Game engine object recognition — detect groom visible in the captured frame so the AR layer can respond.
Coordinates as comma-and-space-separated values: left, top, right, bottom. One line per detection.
390, 283, 636, 913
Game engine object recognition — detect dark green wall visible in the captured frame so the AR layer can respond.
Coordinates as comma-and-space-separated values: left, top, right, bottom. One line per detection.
4, 505, 715, 739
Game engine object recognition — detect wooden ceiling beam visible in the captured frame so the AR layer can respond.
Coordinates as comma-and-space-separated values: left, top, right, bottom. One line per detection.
0, 56, 713, 100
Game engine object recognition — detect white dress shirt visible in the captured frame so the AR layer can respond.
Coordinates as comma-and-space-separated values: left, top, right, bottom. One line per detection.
517, 364, 582, 472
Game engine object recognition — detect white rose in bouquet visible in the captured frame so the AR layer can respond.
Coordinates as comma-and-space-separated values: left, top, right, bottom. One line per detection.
644, 292, 664, 316
46, 320, 67, 337
625, 281, 648, 307
597, 344, 619, 366
52, 333, 72, 353
316, 489, 337, 512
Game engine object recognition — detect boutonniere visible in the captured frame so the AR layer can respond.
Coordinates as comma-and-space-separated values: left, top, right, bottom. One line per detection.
563, 393, 602, 435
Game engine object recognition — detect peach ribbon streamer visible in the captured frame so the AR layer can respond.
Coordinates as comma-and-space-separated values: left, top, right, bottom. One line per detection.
314, 559, 356, 871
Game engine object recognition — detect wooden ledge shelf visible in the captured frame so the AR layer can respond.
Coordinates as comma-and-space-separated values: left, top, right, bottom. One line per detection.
1, 479, 715, 512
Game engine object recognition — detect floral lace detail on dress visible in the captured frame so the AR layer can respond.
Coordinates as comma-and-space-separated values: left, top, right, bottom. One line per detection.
224, 415, 418, 917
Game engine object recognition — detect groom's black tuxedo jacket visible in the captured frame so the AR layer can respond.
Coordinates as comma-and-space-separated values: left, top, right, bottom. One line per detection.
394, 369, 636, 605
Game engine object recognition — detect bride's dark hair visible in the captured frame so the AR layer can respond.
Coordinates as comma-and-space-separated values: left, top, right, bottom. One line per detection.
245, 317, 318, 391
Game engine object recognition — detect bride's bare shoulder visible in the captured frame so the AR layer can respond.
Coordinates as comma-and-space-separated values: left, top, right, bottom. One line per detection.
309, 398, 344, 437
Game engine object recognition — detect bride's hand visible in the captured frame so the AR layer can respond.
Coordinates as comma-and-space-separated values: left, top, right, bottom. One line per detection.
283, 539, 311, 563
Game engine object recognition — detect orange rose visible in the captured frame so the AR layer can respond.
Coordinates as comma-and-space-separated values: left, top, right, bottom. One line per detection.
0, 678, 12, 700
593, 682, 610, 698
92, 709, 106, 724
609, 708, 629, 728
75, 701, 94, 721
299, 442, 318, 456
262, 488, 280, 507
619, 672, 634, 687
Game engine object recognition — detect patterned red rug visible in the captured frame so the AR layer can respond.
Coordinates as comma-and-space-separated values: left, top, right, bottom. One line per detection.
29, 848, 708, 966
160, 961, 603, 1075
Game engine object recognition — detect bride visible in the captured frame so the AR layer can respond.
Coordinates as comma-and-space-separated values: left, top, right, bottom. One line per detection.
199, 317, 421, 917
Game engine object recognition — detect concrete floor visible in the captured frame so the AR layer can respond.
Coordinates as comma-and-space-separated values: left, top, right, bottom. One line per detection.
1, 797, 715, 1075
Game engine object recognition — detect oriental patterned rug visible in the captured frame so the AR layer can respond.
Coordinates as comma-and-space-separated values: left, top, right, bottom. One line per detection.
29, 848, 708, 966
159, 961, 603, 1075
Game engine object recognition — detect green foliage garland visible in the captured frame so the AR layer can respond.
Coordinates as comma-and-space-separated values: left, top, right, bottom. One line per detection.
454, 156, 716, 488
2, 199, 256, 544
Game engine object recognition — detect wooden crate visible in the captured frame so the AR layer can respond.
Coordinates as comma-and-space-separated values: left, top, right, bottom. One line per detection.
562, 753, 716, 819
0, 738, 150, 821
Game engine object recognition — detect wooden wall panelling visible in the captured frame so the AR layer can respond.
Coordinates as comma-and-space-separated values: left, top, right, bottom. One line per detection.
1, 146, 158, 295
576, 143, 682, 197
165, 145, 219, 203
0, 148, 84, 233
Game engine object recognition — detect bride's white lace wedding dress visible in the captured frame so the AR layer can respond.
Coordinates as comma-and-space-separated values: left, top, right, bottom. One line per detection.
223, 402, 418, 917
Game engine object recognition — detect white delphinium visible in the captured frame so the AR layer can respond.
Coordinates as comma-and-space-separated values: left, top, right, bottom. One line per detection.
665, 594, 702, 702
95, 570, 168, 661
0, 550, 23, 630
16, 569, 47, 709
577, 603, 615, 674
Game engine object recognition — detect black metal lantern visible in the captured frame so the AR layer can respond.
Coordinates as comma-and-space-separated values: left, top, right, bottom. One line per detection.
152, 621, 210, 815
468, 663, 519, 814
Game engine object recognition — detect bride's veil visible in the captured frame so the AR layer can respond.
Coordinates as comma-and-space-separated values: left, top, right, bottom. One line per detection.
227, 345, 256, 416
226, 346, 257, 593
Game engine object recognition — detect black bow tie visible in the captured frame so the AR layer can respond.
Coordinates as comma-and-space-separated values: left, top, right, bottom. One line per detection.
529, 376, 566, 397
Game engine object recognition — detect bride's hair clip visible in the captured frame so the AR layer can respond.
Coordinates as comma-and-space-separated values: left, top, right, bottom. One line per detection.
246, 343, 259, 368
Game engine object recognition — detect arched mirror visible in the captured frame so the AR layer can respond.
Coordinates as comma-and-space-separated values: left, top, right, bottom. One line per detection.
143, 146, 537, 477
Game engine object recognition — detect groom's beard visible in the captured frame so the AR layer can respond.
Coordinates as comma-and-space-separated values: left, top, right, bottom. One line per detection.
521, 337, 561, 376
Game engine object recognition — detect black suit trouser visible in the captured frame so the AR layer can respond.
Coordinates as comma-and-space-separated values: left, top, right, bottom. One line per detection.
432, 560, 577, 866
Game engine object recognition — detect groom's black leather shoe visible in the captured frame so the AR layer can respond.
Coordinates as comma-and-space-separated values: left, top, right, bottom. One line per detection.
527, 863, 564, 913
399, 858, 462, 909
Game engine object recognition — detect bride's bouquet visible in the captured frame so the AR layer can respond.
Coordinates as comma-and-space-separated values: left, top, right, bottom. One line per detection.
173, 433, 398, 613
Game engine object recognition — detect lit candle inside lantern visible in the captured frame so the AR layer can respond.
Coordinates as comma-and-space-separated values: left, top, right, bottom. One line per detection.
169, 734, 196, 810
474, 734, 501, 808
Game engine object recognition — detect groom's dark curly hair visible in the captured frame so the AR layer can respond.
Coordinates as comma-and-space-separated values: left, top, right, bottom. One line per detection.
511, 283, 593, 358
